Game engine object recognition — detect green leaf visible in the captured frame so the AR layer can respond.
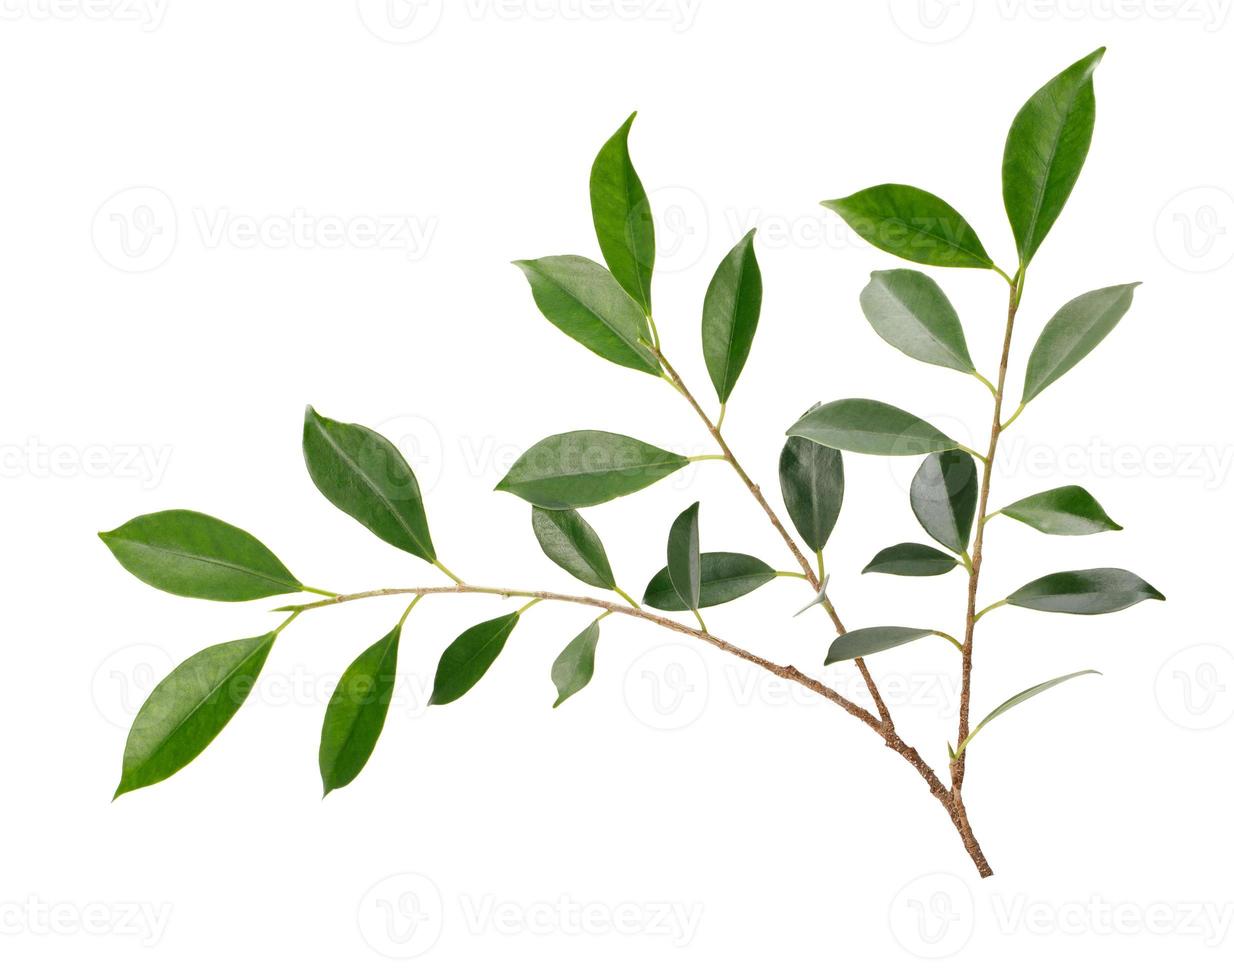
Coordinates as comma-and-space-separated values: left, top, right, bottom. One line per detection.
319, 624, 402, 795
911, 450, 979, 553
859, 270, 975, 373
1003, 47, 1105, 266
1022, 283, 1139, 403
778, 435, 844, 552
496, 430, 689, 509
826, 627, 936, 666
821, 183, 993, 269
303, 406, 436, 562
787, 399, 959, 456
954, 669, 1101, 759
590, 112, 655, 314
551, 619, 601, 708
702, 230, 763, 404
429, 613, 520, 706
531, 507, 617, 589
863, 543, 959, 577
643, 552, 776, 611
114, 633, 275, 798
1007, 568, 1165, 615
1001, 486, 1122, 535
666, 502, 702, 611
99, 510, 301, 602
513, 255, 660, 375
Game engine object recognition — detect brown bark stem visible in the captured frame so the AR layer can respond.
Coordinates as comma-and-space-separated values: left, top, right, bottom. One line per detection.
653, 349, 892, 729
284, 581, 989, 873
951, 273, 1023, 800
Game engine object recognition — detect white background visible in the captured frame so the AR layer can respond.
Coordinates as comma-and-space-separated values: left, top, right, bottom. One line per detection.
3, 0, 1232, 974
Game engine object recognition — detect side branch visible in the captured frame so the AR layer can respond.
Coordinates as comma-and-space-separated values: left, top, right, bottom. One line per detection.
654, 349, 892, 727
285, 583, 881, 727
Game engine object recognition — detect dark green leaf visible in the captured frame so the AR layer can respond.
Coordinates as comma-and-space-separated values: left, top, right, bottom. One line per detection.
1003, 48, 1105, 266
319, 624, 402, 795
99, 510, 301, 602
590, 112, 655, 314
787, 399, 959, 456
954, 669, 1100, 758
496, 430, 689, 509
666, 502, 701, 611
821, 183, 993, 269
429, 613, 520, 705
778, 435, 844, 553
643, 552, 776, 611
303, 406, 436, 562
531, 507, 617, 589
551, 619, 601, 708
114, 633, 275, 798
826, 627, 936, 666
1007, 568, 1164, 615
859, 269, 974, 373
702, 230, 763, 404
1022, 283, 1139, 403
513, 255, 659, 375
911, 450, 979, 553
863, 543, 959, 577
1001, 486, 1122, 535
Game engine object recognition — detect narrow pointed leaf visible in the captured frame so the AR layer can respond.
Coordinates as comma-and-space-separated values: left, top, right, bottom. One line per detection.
551, 619, 601, 708
590, 112, 655, 314
1001, 486, 1122, 535
779, 435, 844, 552
496, 430, 688, 509
429, 613, 520, 706
788, 399, 958, 456
114, 633, 276, 798
666, 502, 701, 611
643, 552, 775, 611
911, 450, 979, 553
859, 269, 974, 373
826, 627, 935, 666
822, 183, 993, 269
1003, 47, 1105, 265
303, 406, 436, 562
99, 510, 301, 601
531, 507, 616, 589
1022, 283, 1138, 403
513, 255, 659, 375
955, 669, 1101, 758
319, 625, 402, 795
1007, 568, 1164, 615
863, 543, 959, 577
702, 230, 763, 404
